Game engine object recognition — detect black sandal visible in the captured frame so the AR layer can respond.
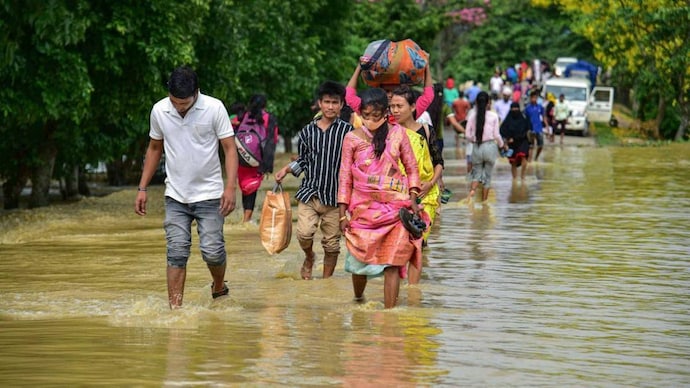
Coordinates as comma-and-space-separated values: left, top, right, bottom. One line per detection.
399, 208, 426, 239
211, 282, 229, 299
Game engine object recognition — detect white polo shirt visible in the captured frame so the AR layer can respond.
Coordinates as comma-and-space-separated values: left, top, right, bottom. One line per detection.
149, 93, 234, 203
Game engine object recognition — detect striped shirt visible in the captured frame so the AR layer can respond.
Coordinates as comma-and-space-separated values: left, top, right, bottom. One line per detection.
294, 118, 353, 207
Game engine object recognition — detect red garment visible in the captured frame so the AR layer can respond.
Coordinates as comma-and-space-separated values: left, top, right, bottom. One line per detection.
451, 98, 471, 122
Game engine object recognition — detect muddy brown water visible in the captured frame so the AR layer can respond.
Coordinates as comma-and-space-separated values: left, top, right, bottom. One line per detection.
1, 134, 689, 386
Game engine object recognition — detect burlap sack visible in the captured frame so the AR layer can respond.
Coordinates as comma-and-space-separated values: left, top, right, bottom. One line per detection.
259, 184, 292, 255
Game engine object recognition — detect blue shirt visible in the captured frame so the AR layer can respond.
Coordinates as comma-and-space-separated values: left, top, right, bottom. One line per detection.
466, 86, 481, 104
524, 103, 545, 134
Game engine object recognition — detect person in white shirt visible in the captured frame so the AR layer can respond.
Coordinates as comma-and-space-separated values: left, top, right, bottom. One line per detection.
135, 66, 239, 309
489, 70, 504, 96
554, 93, 570, 144
493, 86, 513, 122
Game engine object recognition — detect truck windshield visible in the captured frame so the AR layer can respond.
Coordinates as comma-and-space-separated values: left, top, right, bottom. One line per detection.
546, 86, 588, 102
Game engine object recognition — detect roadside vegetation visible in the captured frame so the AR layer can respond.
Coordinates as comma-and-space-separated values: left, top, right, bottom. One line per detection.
1, 0, 687, 209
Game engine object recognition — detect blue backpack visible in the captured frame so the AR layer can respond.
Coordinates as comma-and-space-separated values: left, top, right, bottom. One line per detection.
235, 113, 277, 173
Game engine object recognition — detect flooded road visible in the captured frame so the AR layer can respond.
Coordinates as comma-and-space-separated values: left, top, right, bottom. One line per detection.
1, 135, 689, 387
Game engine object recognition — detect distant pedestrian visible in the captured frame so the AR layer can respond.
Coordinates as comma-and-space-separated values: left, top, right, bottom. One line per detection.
494, 86, 513, 122
237, 94, 279, 224
465, 91, 509, 202
465, 81, 481, 106
554, 93, 569, 144
524, 90, 546, 161
443, 76, 459, 107
500, 102, 531, 180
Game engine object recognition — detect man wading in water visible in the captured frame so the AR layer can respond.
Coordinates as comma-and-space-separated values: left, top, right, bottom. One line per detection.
134, 66, 238, 309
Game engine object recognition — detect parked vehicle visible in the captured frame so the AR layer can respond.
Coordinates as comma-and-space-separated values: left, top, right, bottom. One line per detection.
564, 60, 598, 87
587, 86, 615, 123
543, 78, 615, 136
553, 57, 578, 77
543, 77, 591, 136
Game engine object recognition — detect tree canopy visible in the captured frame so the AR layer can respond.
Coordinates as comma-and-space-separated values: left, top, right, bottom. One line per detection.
1, 0, 684, 210
532, 0, 690, 140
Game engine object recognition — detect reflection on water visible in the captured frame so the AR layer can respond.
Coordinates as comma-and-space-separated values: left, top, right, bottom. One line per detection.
1, 141, 689, 386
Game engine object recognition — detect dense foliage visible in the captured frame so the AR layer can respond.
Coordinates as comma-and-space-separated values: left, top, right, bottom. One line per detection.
442, 0, 593, 84
1, 0, 684, 209
532, 0, 690, 140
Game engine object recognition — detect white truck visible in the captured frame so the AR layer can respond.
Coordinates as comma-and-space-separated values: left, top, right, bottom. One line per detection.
543, 77, 614, 136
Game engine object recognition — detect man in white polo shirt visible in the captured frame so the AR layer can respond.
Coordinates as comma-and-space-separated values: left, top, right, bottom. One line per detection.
135, 65, 238, 309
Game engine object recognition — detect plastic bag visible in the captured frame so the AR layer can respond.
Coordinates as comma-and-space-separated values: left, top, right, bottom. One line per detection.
259, 183, 292, 255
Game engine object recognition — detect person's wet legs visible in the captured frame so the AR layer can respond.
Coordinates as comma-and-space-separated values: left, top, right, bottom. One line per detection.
482, 187, 491, 202
297, 199, 323, 280
352, 274, 367, 301
521, 157, 528, 180
167, 267, 186, 309
301, 245, 315, 280
407, 261, 421, 285
208, 263, 226, 295
383, 266, 400, 308
322, 252, 338, 278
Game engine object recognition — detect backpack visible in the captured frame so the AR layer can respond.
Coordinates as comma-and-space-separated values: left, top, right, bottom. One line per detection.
235, 112, 277, 173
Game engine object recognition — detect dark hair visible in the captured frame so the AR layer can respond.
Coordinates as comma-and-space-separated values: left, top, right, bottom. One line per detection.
229, 102, 245, 117
168, 65, 198, 99
427, 82, 445, 130
392, 84, 416, 111
247, 94, 267, 125
318, 80, 345, 101
359, 88, 389, 158
340, 104, 353, 123
475, 91, 489, 146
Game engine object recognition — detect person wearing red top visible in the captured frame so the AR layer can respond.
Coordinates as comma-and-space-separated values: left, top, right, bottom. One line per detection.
451, 91, 471, 122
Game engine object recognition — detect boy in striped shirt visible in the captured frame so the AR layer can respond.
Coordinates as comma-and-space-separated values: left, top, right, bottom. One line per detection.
275, 81, 353, 280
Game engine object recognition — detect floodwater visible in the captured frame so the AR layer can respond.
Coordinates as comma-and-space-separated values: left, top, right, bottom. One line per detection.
1, 135, 689, 387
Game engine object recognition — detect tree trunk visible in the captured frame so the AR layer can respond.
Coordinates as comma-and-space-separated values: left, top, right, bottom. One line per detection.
283, 134, 294, 154
78, 166, 91, 196
2, 165, 30, 210
29, 140, 58, 208
106, 159, 126, 186
653, 94, 665, 139
63, 165, 80, 199
675, 115, 689, 141
674, 73, 689, 141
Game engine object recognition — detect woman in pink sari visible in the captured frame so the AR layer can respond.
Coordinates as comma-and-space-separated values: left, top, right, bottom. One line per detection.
338, 88, 425, 309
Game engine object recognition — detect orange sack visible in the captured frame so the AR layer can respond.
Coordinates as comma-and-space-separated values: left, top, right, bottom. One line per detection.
359, 39, 429, 87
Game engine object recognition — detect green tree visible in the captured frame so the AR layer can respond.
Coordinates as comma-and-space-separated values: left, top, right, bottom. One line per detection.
0, 1, 94, 208
0, 0, 472, 210
443, 0, 593, 84
533, 0, 690, 140
197, 0, 353, 153
0, 0, 213, 209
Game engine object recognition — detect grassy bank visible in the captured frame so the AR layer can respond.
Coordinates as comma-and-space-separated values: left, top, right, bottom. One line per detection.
590, 103, 678, 147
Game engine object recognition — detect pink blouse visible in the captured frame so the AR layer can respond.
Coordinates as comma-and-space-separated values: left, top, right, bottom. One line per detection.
465, 110, 504, 148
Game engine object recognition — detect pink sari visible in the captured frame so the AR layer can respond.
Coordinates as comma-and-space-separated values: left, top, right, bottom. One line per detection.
338, 124, 423, 272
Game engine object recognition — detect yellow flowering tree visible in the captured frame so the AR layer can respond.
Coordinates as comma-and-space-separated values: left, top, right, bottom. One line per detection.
532, 0, 690, 140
